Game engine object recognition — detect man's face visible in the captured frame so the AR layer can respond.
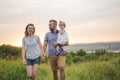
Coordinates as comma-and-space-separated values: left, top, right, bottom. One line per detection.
49, 22, 56, 32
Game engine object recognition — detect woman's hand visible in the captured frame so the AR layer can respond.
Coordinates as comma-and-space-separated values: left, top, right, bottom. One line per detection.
22, 59, 26, 65
41, 56, 46, 63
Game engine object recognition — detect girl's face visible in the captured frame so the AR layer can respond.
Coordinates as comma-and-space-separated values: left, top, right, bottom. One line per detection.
27, 25, 34, 35
59, 23, 65, 30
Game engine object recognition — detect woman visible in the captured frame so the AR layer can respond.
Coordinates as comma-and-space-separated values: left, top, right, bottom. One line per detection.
22, 23, 45, 80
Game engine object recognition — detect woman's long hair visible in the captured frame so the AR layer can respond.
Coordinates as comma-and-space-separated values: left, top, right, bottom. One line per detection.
24, 23, 35, 37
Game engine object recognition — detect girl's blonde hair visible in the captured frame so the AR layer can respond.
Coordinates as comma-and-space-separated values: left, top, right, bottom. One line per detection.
59, 21, 66, 27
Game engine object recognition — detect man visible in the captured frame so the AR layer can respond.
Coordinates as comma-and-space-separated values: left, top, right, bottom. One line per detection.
43, 19, 68, 80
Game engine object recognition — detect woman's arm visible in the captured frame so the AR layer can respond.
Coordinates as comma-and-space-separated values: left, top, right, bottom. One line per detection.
37, 36, 45, 57
22, 38, 26, 64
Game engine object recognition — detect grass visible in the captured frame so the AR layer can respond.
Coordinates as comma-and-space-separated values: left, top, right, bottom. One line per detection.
0, 53, 120, 80
66, 58, 120, 80
0, 59, 27, 80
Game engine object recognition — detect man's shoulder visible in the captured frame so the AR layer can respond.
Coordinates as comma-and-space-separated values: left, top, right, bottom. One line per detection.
45, 30, 59, 36
44, 32, 52, 38
47, 31, 51, 34
45, 32, 51, 35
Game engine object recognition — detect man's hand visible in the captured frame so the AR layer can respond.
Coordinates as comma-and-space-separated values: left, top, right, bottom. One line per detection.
54, 42, 58, 46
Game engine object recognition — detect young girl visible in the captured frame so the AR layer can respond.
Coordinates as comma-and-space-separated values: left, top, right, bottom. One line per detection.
22, 23, 45, 80
55, 21, 69, 56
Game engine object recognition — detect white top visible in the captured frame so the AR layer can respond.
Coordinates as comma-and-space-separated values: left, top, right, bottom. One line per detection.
57, 30, 69, 45
23, 35, 40, 59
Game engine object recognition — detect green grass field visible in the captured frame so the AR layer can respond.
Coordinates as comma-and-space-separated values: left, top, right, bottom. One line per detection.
0, 53, 120, 80
0, 45, 120, 80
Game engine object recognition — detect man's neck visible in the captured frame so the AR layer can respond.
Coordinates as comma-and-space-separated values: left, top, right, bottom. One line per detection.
53, 29, 57, 33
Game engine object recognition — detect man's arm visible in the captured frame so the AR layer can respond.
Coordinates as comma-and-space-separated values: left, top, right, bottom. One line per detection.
43, 41, 48, 56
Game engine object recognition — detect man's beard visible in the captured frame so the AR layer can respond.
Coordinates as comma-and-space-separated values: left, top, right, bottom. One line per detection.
49, 28, 54, 33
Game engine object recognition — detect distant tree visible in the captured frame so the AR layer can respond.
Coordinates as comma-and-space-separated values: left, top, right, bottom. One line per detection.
95, 49, 106, 55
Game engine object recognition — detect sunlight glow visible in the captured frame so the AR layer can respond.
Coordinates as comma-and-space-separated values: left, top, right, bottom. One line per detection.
14, 40, 22, 47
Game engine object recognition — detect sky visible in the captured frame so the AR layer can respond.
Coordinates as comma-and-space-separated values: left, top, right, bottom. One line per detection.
0, 0, 120, 46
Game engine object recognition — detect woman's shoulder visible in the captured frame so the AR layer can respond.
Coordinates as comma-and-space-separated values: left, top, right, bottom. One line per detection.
34, 35, 40, 39
34, 35, 38, 37
22, 37, 27, 42
22, 37, 26, 40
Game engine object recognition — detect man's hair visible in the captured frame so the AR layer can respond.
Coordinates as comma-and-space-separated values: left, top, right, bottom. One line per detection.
49, 19, 57, 25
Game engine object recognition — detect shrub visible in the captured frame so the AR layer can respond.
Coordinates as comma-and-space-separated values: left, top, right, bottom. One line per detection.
0, 44, 21, 59
66, 53, 73, 65
95, 49, 106, 56
72, 56, 80, 63
83, 53, 99, 61
69, 51, 76, 57
76, 49, 86, 56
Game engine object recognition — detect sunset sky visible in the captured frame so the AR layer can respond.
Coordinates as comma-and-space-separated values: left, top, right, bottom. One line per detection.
0, 0, 120, 46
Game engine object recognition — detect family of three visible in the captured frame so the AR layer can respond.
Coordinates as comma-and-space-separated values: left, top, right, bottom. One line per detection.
22, 19, 69, 80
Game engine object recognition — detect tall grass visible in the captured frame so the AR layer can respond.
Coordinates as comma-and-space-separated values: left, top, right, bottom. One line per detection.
0, 59, 27, 80
66, 58, 120, 80
0, 53, 120, 80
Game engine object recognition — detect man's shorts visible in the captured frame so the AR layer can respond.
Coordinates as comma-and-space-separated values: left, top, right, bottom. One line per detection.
49, 55, 66, 71
26, 56, 40, 65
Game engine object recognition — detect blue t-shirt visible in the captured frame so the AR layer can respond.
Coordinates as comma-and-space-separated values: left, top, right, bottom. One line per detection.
44, 30, 59, 57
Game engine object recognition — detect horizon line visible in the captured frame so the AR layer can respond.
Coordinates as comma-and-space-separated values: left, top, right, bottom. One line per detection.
0, 40, 120, 47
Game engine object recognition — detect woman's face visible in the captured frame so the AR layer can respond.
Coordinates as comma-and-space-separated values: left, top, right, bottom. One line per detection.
27, 25, 34, 35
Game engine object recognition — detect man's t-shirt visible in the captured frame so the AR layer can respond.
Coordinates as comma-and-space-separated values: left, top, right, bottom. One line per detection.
44, 30, 59, 57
